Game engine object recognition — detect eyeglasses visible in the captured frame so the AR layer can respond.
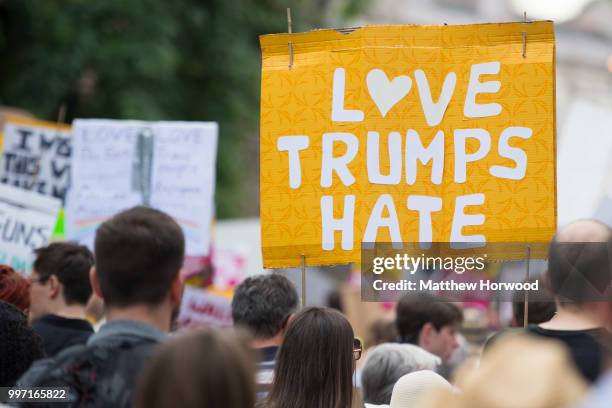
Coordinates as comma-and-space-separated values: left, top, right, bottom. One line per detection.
353, 337, 363, 361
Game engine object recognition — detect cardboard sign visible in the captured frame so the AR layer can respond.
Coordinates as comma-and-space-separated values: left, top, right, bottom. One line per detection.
0, 184, 62, 273
65, 191, 142, 249
177, 285, 233, 329
260, 23, 556, 268
67, 120, 218, 257
1, 117, 71, 203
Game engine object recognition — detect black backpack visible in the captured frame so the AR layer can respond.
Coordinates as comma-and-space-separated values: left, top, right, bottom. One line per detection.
17, 335, 158, 408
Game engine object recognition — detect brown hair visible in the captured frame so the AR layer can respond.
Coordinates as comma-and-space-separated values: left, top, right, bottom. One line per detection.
135, 328, 256, 408
94, 206, 184, 307
512, 277, 555, 325
396, 293, 463, 344
33, 242, 94, 305
265, 307, 355, 408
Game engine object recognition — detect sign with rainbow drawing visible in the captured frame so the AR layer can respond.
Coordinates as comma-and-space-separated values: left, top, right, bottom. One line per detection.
65, 120, 218, 257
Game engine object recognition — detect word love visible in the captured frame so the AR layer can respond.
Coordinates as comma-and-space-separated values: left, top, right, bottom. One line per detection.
333, 62, 502, 122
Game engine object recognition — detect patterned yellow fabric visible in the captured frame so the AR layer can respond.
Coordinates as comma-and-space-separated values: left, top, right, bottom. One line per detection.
260, 23, 556, 268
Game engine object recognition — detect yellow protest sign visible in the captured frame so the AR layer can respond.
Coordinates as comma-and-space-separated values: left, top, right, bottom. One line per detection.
260, 22, 556, 268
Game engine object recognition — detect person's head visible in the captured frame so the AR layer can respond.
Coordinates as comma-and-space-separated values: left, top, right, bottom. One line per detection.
0, 300, 44, 386
419, 335, 588, 408
267, 307, 355, 408
546, 220, 612, 316
396, 293, 463, 362
361, 343, 441, 405
326, 289, 344, 312
511, 277, 555, 327
0, 264, 30, 313
369, 318, 399, 347
28, 242, 94, 321
231, 273, 298, 345
135, 328, 256, 408
92, 207, 184, 326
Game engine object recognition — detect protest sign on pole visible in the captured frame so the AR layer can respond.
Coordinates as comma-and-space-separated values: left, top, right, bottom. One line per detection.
66, 120, 218, 257
1, 117, 71, 203
0, 184, 62, 273
259, 22, 556, 268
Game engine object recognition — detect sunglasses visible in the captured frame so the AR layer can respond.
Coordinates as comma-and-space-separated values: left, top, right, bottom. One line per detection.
353, 337, 363, 361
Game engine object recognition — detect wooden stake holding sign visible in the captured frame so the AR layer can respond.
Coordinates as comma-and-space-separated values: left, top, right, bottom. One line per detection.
286, 8, 306, 307
287, 8, 293, 70
521, 12, 531, 326
523, 245, 531, 328
522, 12, 529, 58
301, 254, 306, 308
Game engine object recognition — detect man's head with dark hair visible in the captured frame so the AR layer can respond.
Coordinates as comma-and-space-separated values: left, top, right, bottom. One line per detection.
396, 292, 463, 362
92, 207, 184, 328
28, 242, 94, 321
546, 220, 612, 305
231, 273, 298, 343
0, 300, 44, 386
512, 277, 556, 327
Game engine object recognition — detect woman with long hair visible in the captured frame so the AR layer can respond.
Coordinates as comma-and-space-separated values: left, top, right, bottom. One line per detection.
135, 328, 256, 408
263, 306, 359, 408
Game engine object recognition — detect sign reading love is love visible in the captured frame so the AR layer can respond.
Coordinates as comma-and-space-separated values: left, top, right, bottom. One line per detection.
260, 23, 556, 268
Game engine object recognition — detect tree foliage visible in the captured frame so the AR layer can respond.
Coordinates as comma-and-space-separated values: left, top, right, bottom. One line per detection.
0, 0, 366, 217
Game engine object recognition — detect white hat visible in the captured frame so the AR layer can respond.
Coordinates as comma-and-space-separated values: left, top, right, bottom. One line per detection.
390, 370, 453, 408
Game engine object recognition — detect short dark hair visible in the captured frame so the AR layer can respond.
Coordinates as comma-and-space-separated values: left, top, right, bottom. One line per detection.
94, 206, 185, 307
0, 300, 44, 386
396, 293, 463, 344
33, 242, 94, 305
231, 273, 298, 339
547, 240, 612, 303
512, 278, 555, 325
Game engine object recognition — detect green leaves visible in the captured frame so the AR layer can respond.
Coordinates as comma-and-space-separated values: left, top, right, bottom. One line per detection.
0, 0, 367, 217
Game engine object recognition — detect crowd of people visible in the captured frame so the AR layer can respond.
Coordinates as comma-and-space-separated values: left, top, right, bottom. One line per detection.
1, 207, 612, 408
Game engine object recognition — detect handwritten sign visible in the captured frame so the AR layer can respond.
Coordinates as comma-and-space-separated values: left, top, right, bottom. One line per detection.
70, 120, 138, 193
259, 23, 556, 267
65, 191, 142, 249
177, 285, 233, 329
67, 120, 218, 256
0, 184, 61, 273
1, 117, 71, 203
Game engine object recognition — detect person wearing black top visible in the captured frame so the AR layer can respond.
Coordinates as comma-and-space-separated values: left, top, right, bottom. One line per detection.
526, 325, 608, 383
28, 242, 95, 357
31, 313, 94, 356
527, 220, 612, 383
